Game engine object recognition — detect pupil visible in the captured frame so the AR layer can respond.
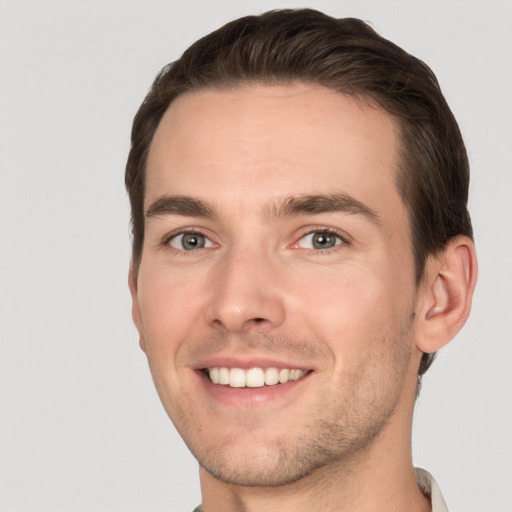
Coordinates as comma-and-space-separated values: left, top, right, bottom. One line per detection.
183, 233, 205, 250
313, 232, 335, 249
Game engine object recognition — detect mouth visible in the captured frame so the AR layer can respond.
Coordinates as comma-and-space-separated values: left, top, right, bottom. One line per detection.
204, 366, 310, 388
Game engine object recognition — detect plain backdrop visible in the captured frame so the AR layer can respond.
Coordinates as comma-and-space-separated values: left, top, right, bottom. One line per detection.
1, 1, 511, 511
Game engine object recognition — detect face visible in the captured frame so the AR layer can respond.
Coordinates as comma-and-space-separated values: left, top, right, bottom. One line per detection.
130, 83, 423, 486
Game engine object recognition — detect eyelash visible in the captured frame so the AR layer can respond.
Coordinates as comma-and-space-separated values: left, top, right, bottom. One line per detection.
160, 226, 350, 254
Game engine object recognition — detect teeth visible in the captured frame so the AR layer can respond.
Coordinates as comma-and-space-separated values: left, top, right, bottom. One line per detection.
207, 367, 307, 388
209, 367, 219, 384
229, 368, 246, 388
219, 367, 230, 385
291, 369, 302, 381
279, 368, 290, 383
246, 368, 265, 388
264, 367, 279, 386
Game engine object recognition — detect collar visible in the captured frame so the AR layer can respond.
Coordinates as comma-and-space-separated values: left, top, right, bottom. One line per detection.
415, 467, 449, 512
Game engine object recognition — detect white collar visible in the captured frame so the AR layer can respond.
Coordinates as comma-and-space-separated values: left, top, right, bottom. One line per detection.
415, 467, 449, 512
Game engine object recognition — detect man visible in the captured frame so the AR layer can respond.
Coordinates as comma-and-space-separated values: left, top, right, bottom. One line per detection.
126, 9, 477, 512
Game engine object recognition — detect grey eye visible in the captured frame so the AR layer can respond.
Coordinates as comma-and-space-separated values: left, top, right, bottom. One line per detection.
298, 231, 342, 250
170, 232, 211, 250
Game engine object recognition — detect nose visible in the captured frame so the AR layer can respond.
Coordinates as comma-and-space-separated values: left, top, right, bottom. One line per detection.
204, 247, 286, 333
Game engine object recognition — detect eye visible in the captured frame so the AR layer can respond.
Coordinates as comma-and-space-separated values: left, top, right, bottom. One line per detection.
297, 230, 344, 250
168, 232, 214, 251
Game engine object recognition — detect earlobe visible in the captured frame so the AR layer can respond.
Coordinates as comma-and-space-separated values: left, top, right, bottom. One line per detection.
415, 236, 477, 354
128, 267, 146, 353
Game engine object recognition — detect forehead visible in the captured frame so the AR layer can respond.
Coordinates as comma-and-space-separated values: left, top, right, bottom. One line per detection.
145, 83, 403, 219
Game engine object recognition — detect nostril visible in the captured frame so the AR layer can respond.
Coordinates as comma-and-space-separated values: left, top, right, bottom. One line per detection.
253, 318, 265, 323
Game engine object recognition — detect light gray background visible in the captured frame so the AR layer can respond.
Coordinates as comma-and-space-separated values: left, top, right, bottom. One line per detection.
1, 1, 511, 511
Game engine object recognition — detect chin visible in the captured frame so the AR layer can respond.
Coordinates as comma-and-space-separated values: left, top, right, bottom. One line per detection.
197, 444, 325, 487
191, 417, 384, 488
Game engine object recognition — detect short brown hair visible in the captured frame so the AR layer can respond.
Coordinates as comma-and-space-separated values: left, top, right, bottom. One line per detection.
125, 8, 473, 379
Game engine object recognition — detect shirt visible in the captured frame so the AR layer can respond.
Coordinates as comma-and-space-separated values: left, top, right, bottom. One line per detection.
192, 467, 449, 511
415, 467, 449, 512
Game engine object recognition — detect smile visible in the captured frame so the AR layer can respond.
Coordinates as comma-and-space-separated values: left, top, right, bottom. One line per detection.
206, 367, 308, 388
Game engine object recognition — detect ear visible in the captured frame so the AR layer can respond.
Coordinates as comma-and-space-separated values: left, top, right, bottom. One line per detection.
415, 235, 477, 353
128, 267, 146, 353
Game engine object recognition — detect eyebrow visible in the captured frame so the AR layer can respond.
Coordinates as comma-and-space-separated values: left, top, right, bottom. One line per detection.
145, 192, 380, 226
265, 193, 381, 225
146, 195, 217, 219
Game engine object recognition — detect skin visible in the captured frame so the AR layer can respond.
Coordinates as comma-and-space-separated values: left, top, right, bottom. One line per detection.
129, 83, 477, 512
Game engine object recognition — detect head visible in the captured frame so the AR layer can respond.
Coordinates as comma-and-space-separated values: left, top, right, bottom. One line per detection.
126, 9, 476, 489
126, 9, 473, 385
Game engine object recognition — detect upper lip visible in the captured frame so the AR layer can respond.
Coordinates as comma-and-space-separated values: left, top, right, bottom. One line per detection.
193, 354, 314, 371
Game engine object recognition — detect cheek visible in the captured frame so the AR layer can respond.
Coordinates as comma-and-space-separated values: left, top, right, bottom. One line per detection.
137, 266, 206, 355
288, 262, 413, 359
292, 265, 389, 323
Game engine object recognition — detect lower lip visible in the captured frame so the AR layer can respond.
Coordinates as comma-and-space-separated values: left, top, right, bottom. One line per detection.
197, 370, 312, 406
